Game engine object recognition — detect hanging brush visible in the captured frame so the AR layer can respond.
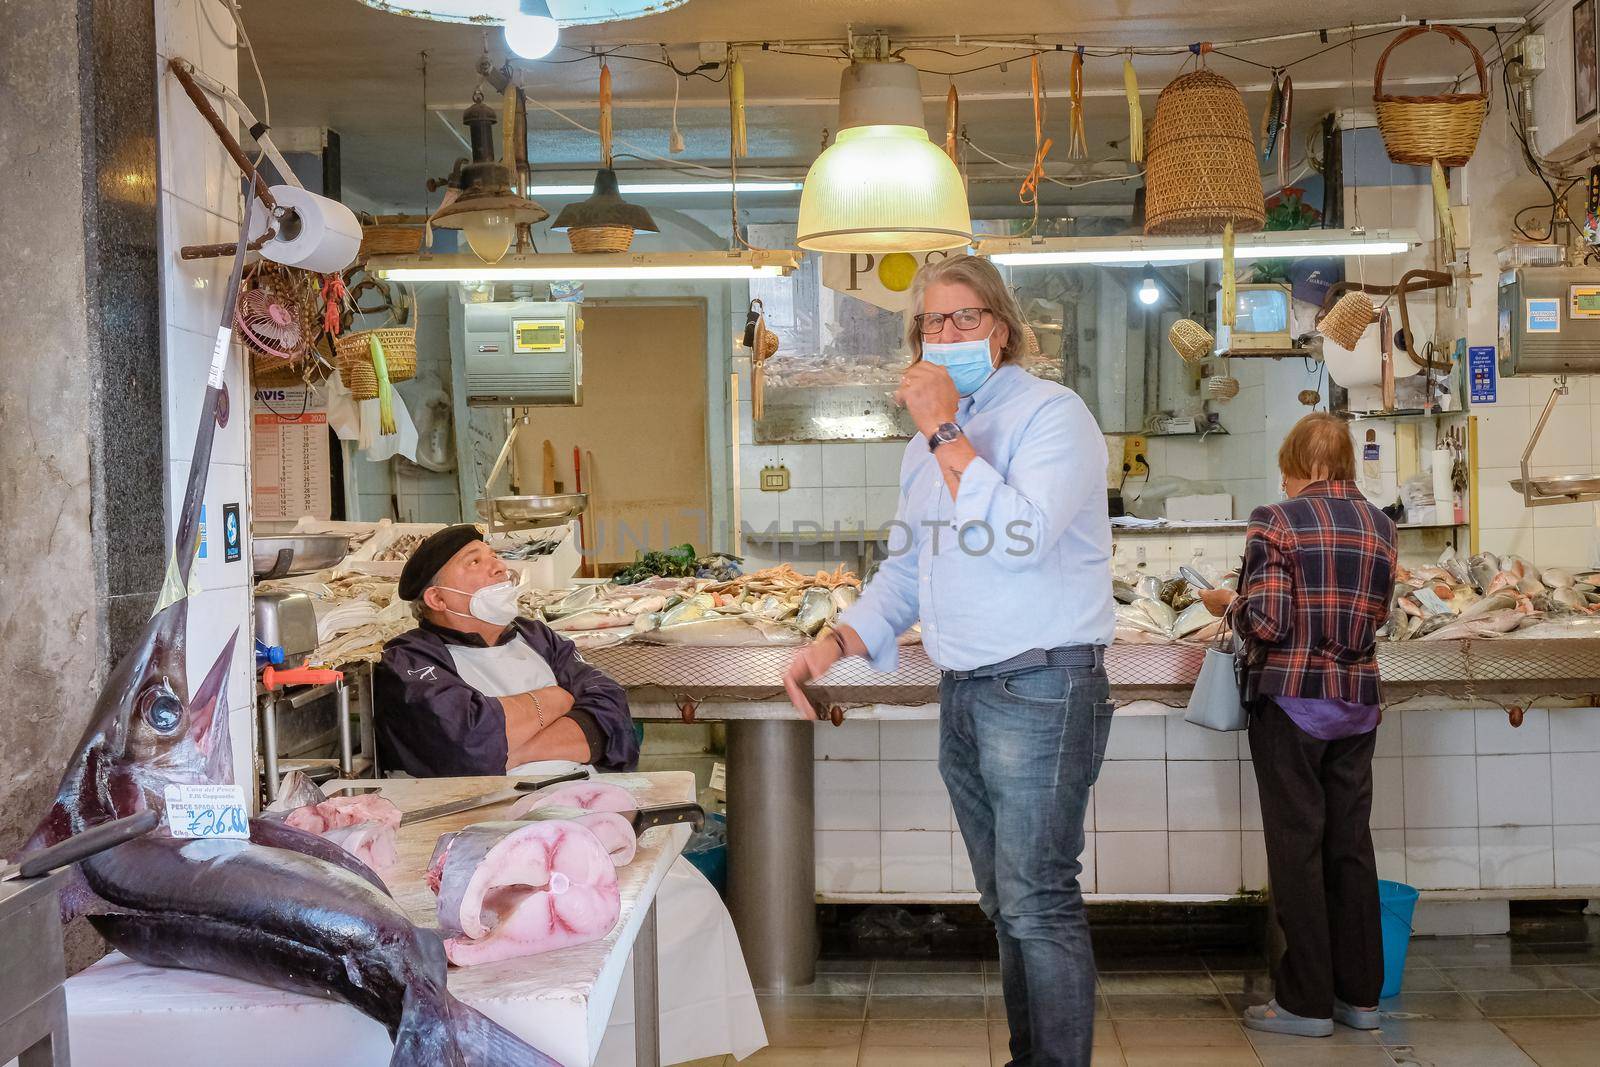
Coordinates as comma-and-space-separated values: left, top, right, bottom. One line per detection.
729, 49, 747, 159
1221, 222, 1237, 330
599, 62, 613, 169
1123, 55, 1143, 165
944, 84, 960, 166
1068, 46, 1088, 159
1020, 54, 1053, 208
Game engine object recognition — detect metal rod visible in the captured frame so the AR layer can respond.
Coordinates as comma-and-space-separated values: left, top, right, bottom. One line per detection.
171, 58, 300, 192
261, 696, 281, 802
633, 899, 661, 1066
1520, 378, 1569, 506
167, 58, 276, 212
336, 680, 353, 777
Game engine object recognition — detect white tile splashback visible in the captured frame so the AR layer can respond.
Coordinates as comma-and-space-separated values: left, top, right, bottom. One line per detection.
815, 761, 879, 831
816, 831, 879, 893
1169, 832, 1243, 894
1552, 752, 1600, 825
881, 761, 953, 831
1479, 826, 1554, 889
1476, 754, 1553, 827
1166, 761, 1241, 831
881, 831, 953, 893
1095, 761, 1167, 831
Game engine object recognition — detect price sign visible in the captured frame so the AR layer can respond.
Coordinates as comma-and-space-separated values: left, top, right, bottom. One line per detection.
164, 783, 250, 839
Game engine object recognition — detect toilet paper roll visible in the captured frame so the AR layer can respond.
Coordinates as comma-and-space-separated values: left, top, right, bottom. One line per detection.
248, 184, 361, 274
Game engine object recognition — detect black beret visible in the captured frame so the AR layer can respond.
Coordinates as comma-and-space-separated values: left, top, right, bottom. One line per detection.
398, 524, 484, 601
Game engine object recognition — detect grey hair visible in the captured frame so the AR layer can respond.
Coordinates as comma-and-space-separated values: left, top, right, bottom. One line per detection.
410, 583, 437, 621
906, 254, 1029, 365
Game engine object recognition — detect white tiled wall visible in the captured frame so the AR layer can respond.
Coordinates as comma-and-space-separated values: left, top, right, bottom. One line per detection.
816, 705, 1600, 900
156, 0, 256, 791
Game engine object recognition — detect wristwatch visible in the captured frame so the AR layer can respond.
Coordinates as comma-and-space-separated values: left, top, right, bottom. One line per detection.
928, 421, 964, 452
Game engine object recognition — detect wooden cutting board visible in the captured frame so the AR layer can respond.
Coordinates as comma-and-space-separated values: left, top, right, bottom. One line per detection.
542, 439, 557, 495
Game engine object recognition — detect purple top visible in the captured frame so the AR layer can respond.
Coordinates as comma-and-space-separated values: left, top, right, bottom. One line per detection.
1273, 696, 1380, 741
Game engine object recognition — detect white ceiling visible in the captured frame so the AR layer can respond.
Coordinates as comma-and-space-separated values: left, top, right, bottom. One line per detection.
238, 0, 1532, 214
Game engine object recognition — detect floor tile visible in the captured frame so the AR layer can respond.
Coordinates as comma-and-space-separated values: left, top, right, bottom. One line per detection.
1386, 1045, 1535, 1066
1090, 1050, 1129, 1067
1413, 938, 1541, 967
1223, 990, 1274, 1016
1393, 965, 1454, 993
1533, 944, 1600, 965
1552, 964, 1600, 989
748, 1018, 864, 1049
873, 958, 984, 973
1202, 952, 1271, 971
816, 957, 874, 974
1374, 1018, 1522, 1048
1518, 1045, 1600, 1067
1112, 1020, 1252, 1048
862, 1019, 990, 1049
858, 1047, 989, 1067
1104, 993, 1233, 1020
742, 1047, 858, 1067
1208, 971, 1273, 994
1100, 971, 1219, 995
1469, 990, 1600, 1018
1121, 1050, 1259, 1067
786, 974, 872, 996
757, 995, 867, 1026
1245, 1024, 1380, 1047
678, 1057, 731, 1067
1253, 1046, 1393, 1066
1096, 954, 1209, 972
1439, 965, 1575, 992
872, 972, 986, 996
1379, 991, 1486, 1019
866, 994, 986, 1021
1494, 1015, 1600, 1044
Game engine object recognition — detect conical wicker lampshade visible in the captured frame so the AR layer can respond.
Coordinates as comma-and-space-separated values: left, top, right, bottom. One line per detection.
1144, 70, 1265, 237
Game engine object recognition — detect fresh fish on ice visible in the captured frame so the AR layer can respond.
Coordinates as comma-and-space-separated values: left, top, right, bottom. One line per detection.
796, 587, 836, 635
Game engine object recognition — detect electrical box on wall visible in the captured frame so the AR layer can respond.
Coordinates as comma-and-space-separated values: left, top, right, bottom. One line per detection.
1497, 267, 1600, 376
459, 299, 582, 406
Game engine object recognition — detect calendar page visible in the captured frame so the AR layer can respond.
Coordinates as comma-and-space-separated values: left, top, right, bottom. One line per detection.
252, 386, 332, 520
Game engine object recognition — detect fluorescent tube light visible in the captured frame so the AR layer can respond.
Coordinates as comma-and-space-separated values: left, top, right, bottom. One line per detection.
369, 249, 802, 282
524, 181, 803, 195
977, 229, 1419, 267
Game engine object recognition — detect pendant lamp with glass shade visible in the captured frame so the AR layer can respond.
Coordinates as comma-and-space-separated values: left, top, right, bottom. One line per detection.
430, 91, 548, 263
797, 59, 972, 253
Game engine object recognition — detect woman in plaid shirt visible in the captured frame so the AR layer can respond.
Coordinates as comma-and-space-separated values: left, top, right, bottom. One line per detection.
1200, 413, 1398, 1039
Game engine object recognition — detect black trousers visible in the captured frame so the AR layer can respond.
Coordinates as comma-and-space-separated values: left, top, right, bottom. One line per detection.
1249, 698, 1384, 1018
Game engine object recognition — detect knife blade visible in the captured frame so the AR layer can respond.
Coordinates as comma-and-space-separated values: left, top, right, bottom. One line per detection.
3, 809, 162, 881
397, 769, 589, 827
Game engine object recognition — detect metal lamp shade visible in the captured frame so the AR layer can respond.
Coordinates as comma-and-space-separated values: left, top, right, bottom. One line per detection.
432, 191, 549, 231
551, 169, 659, 234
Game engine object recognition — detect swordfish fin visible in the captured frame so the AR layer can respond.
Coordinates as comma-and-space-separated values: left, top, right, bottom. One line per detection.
389, 981, 562, 1067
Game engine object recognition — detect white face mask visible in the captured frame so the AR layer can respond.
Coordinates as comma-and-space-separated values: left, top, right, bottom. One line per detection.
435, 580, 521, 627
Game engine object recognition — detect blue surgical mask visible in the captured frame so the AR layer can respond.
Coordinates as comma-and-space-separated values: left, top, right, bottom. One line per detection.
921, 335, 997, 397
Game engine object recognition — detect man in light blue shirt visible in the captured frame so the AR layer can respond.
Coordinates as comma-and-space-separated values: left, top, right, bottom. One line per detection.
785, 255, 1115, 1067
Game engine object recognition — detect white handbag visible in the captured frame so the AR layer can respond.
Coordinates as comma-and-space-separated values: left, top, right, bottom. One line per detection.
1184, 626, 1248, 733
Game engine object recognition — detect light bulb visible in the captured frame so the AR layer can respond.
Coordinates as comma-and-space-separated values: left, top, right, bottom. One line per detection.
504, 0, 559, 60
461, 211, 514, 263
1137, 277, 1160, 306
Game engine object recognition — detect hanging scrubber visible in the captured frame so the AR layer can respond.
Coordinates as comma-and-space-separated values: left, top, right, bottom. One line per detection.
1123, 56, 1143, 164
1221, 222, 1237, 330
1432, 159, 1457, 263
729, 50, 748, 158
1068, 46, 1088, 159
1020, 55, 1054, 208
944, 84, 960, 166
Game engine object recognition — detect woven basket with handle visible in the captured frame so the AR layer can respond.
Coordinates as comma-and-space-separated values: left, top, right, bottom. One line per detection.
1144, 69, 1265, 236
336, 326, 416, 399
568, 224, 635, 253
1373, 26, 1488, 167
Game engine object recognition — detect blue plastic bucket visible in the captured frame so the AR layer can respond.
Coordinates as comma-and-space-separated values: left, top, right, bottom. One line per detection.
1378, 879, 1420, 999
685, 813, 728, 897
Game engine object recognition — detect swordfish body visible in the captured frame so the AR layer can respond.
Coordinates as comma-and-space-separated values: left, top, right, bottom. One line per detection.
15, 186, 559, 1066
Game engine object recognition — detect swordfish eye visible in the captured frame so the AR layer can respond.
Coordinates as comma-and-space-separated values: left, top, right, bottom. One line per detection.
137, 683, 184, 735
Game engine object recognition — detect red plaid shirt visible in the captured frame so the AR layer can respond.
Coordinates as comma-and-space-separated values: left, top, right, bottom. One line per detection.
1227, 480, 1397, 705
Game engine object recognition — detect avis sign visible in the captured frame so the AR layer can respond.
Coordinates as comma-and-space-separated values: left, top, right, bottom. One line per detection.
820, 249, 957, 312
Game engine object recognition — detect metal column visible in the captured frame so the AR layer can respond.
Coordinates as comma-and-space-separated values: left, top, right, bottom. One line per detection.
632, 900, 660, 1066
727, 718, 817, 991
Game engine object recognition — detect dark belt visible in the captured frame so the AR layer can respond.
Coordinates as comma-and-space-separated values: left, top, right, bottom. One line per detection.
945, 643, 1105, 681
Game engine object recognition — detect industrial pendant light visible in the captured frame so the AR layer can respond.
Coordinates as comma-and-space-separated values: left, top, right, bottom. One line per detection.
430, 91, 548, 263
552, 168, 660, 252
797, 59, 972, 253
503, 0, 559, 59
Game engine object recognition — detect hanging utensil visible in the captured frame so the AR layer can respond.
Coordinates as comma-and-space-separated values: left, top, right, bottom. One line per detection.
1068, 47, 1088, 159
1123, 55, 1143, 164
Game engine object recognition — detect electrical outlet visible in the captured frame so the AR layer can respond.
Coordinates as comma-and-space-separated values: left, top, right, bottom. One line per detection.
759, 465, 790, 492
1511, 34, 1547, 73
1122, 435, 1149, 480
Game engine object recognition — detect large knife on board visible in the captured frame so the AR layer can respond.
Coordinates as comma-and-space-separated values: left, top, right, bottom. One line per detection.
397, 769, 589, 827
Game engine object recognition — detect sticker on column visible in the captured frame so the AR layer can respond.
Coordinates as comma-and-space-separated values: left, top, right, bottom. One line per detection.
1468, 346, 1497, 404
1525, 298, 1561, 333
198, 504, 207, 559
208, 326, 234, 388
223, 503, 241, 563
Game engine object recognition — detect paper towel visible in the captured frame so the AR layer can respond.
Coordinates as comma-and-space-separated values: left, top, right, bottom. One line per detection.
249, 185, 361, 274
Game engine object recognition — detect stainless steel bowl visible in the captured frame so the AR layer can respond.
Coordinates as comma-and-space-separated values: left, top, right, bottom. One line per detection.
477, 492, 588, 531
253, 534, 351, 579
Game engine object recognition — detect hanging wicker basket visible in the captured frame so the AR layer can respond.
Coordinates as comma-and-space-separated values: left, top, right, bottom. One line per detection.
568, 224, 635, 253
1205, 375, 1241, 400
1373, 26, 1489, 168
359, 223, 425, 259
336, 326, 416, 400
1168, 319, 1216, 365
1144, 69, 1265, 237
1317, 291, 1379, 350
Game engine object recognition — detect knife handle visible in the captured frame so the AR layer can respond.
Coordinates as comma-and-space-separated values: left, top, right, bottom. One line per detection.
631, 803, 705, 835
15, 810, 162, 879
516, 769, 589, 793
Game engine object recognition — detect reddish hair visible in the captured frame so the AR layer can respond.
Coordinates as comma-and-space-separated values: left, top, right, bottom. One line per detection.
1278, 413, 1356, 482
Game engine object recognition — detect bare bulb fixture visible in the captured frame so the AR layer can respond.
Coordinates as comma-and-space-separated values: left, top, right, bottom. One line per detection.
504, 0, 559, 60
1137, 277, 1160, 306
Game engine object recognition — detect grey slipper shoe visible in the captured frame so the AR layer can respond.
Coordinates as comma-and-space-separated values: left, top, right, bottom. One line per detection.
1333, 999, 1381, 1030
1243, 999, 1334, 1038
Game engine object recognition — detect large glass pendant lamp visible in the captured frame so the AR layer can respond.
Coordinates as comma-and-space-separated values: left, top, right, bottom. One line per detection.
797, 59, 972, 253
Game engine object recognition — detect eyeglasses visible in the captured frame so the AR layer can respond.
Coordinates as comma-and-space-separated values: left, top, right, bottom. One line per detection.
913, 307, 991, 336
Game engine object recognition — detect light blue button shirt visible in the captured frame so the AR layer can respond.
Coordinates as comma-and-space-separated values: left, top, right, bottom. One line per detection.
839, 364, 1116, 673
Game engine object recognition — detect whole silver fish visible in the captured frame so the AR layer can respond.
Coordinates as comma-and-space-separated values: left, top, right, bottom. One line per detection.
797, 587, 836, 635
1422, 608, 1536, 641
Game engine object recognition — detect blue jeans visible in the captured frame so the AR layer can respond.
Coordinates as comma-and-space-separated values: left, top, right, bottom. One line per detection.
939, 661, 1113, 1067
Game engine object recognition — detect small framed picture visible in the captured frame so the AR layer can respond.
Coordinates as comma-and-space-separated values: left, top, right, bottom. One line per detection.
1576, 0, 1597, 123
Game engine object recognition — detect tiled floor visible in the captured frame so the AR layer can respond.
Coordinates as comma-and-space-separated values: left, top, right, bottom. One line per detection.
684, 915, 1600, 1066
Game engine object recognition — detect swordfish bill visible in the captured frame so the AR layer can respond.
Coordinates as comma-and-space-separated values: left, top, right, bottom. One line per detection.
16, 177, 560, 1066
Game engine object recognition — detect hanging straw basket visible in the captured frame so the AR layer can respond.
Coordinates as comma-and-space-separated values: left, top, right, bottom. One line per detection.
336, 327, 416, 400
1144, 69, 1265, 236
568, 224, 635, 253
1317, 291, 1379, 350
1373, 26, 1489, 168
359, 223, 425, 258
1168, 319, 1216, 365
1205, 375, 1241, 400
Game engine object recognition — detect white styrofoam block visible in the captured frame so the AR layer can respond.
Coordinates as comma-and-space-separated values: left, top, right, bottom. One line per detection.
815, 830, 879, 893
821, 486, 869, 528
1406, 827, 1481, 890
1165, 494, 1233, 522
1095, 831, 1168, 894
815, 719, 880, 761
814, 761, 879, 831
1078, 832, 1096, 893
1411, 899, 1509, 937
881, 720, 941, 761
819, 443, 866, 488
1401, 710, 1477, 757
1102, 707, 1166, 760
1479, 826, 1555, 889
1240, 761, 1263, 832
1242, 832, 1269, 891
1168, 832, 1243, 894
1552, 752, 1600, 826
1403, 755, 1479, 828
880, 761, 953, 832
881, 831, 953, 893
1476, 754, 1553, 828
1474, 708, 1551, 755
1372, 757, 1405, 830
1166, 761, 1241, 832
952, 832, 977, 893
1373, 829, 1407, 884
1553, 825, 1600, 885
1165, 711, 1239, 760
1549, 709, 1600, 753
1094, 761, 1168, 831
